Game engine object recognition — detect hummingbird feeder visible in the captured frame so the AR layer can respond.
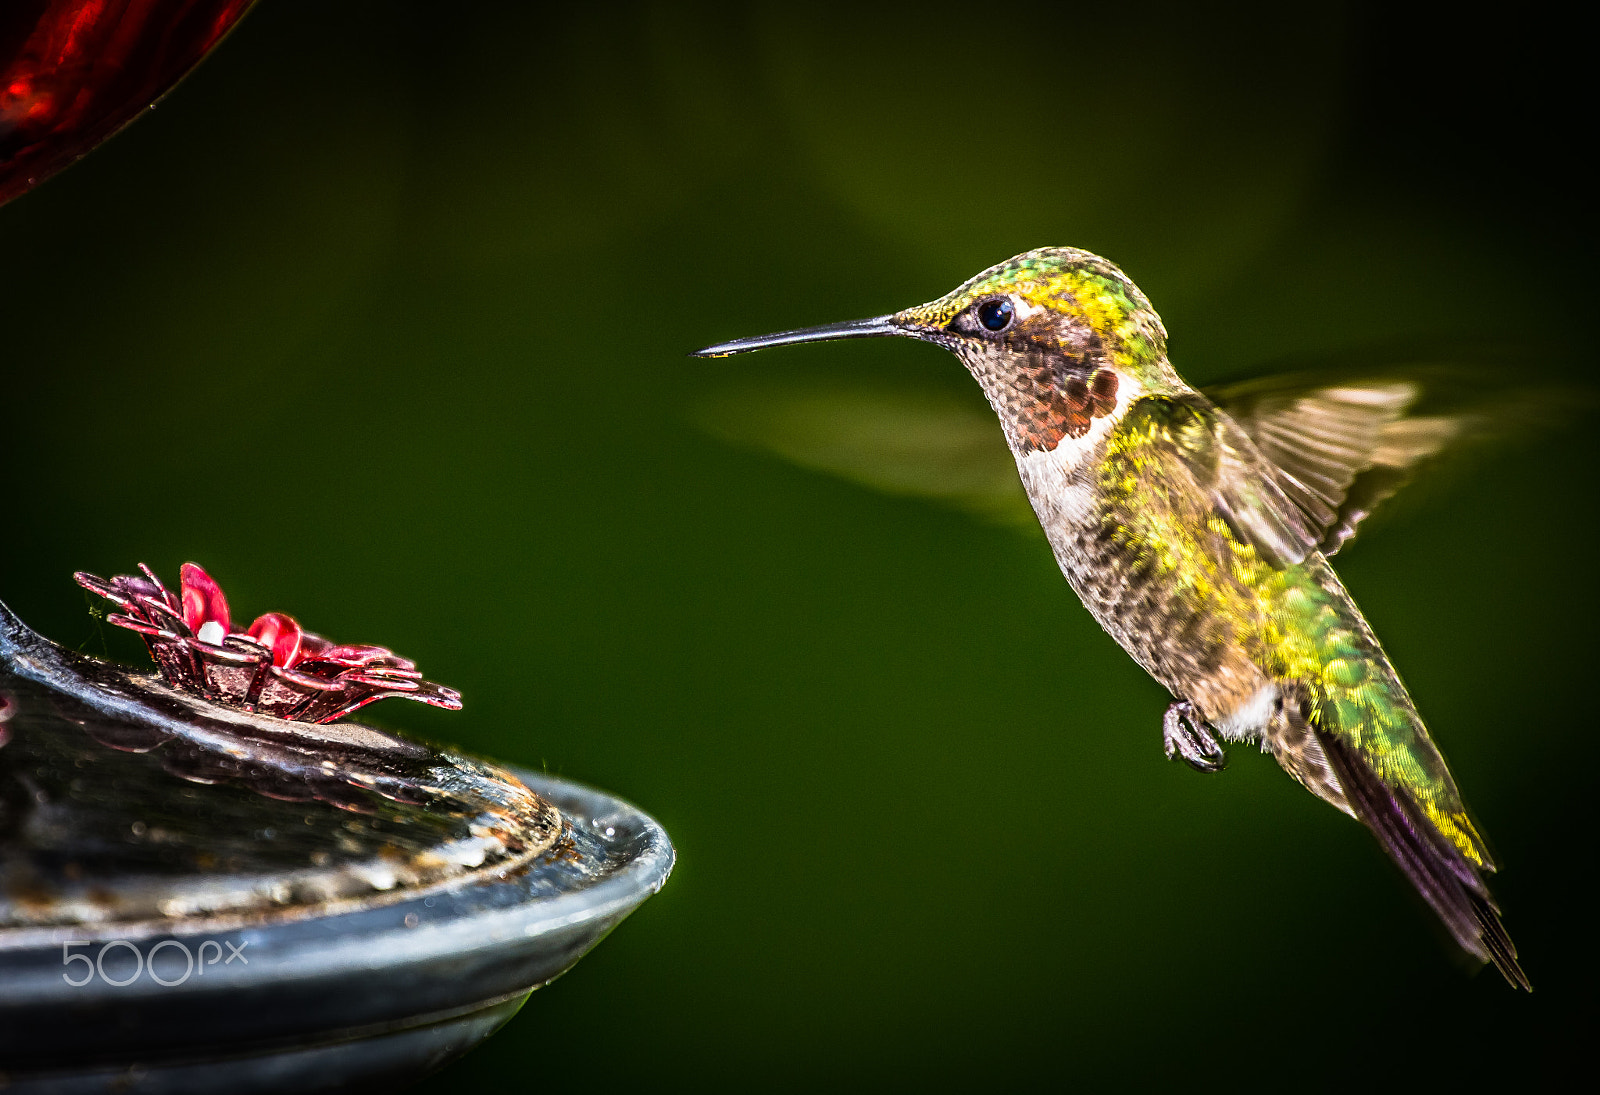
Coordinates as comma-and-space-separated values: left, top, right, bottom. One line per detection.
2, 3, 674, 1088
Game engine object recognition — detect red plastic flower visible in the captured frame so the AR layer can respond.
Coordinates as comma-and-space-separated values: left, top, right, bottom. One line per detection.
74, 563, 463, 724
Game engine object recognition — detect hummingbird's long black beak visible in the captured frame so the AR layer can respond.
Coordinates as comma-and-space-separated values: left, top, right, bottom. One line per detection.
690, 314, 906, 358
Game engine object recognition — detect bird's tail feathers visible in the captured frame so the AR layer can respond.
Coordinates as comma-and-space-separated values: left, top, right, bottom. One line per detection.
1316, 730, 1530, 990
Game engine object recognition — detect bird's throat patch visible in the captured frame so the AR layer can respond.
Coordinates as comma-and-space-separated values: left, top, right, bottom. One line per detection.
1014, 365, 1120, 452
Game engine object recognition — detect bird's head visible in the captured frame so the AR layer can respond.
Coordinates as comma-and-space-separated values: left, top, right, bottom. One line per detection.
694, 247, 1178, 454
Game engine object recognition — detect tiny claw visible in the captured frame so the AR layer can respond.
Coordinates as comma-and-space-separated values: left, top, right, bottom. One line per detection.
1163, 700, 1227, 773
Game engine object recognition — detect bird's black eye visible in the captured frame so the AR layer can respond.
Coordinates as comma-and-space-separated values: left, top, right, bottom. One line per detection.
976, 298, 1014, 332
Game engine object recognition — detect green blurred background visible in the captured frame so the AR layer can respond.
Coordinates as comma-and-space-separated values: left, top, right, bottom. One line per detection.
2, 2, 1595, 1088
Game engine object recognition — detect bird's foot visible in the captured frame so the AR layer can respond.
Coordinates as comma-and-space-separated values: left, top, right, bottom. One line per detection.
1163, 700, 1227, 773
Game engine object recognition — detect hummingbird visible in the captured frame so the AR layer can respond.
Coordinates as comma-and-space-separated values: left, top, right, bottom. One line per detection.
693, 246, 1529, 988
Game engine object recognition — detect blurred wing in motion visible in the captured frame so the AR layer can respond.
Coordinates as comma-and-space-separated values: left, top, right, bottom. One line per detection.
692, 381, 1034, 527
1206, 365, 1581, 555
1206, 376, 1462, 556
695, 365, 1583, 543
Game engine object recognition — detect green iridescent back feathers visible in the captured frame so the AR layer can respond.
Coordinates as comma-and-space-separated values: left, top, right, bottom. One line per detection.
1099, 398, 1485, 864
